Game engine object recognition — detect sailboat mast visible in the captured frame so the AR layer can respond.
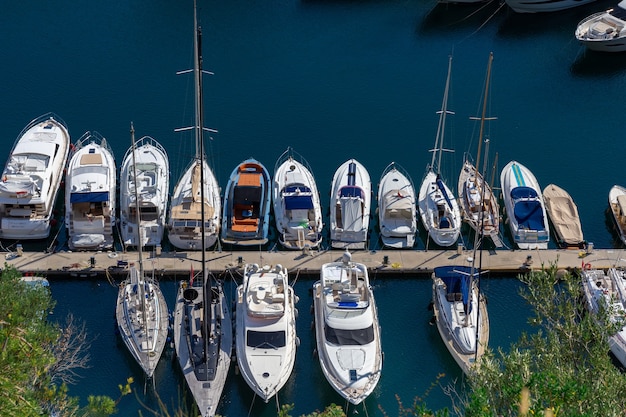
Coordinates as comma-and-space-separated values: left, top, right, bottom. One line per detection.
474, 52, 493, 178
432, 56, 453, 174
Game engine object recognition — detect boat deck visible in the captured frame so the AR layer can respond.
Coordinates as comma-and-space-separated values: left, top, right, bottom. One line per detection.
4, 246, 621, 280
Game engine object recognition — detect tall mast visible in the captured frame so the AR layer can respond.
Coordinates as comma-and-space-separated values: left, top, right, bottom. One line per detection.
473, 52, 494, 178
431, 55, 454, 175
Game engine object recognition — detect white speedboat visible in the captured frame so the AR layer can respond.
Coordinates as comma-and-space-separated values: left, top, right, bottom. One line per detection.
500, 160, 550, 249
432, 265, 489, 375
458, 53, 501, 247
506, 0, 597, 13
0, 113, 70, 240
542, 183, 584, 248
65, 131, 116, 251
119, 129, 169, 248
609, 185, 626, 245
581, 268, 626, 367
329, 159, 371, 250
575, 1, 626, 52
173, 5, 231, 416
221, 158, 271, 246
377, 162, 417, 249
313, 251, 383, 405
116, 125, 169, 379
418, 56, 461, 247
273, 147, 324, 250
236, 263, 297, 402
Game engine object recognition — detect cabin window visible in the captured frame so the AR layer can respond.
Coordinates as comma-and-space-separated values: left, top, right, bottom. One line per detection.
325, 324, 374, 346
246, 330, 286, 348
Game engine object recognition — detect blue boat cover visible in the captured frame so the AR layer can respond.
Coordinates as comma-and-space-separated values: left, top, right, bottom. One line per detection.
510, 186, 538, 200
436, 177, 454, 210
285, 195, 314, 210
339, 186, 363, 198
513, 199, 545, 230
434, 265, 480, 310
70, 191, 109, 203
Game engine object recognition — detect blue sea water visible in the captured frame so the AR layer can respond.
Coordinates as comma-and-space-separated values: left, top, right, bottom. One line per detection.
2, 0, 626, 415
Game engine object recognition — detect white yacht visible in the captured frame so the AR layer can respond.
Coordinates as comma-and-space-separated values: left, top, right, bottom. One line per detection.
119, 128, 169, 248
273, 147, 324, 250
575, 1, 626, 52
65, 131, 116, 251
432, 265, 489, 375
329, 159, 371, 250
313, 251, 383, 405
377, 162, 417, 249
221, 158, 271, 246
236, 263, 298, 402
500, 160, 550, 249
0, 113, 70, 240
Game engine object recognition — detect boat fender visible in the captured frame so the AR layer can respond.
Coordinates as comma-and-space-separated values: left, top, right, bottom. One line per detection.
583, 262, 592, 271
108, 252, 118, 258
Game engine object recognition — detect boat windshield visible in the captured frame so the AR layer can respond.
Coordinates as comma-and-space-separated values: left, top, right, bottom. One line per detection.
325, 324, 374, 346
246, 330, 286, 349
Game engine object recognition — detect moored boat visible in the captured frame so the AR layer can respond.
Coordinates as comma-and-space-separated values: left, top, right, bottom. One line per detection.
418, 56, 461, 247
0, 113, 70, 240
65, 131, 116, 251
500, 160, 550, 249
221, 158, 271, 246
609, 184, 626, 245
119, 129, 169, 248
329, 159, 371, 250
172, 4, 232, 415
313, 250, 383, 405
431, 265, 489, 375
116, 125, 169, 379
377, 162, 417, 249
235, 263, 298, 402
581, 267, 626, 367
458, 53, 501, 248
575, 1, 626, 52
542, 183, 584, 248
273, 147, 324, 250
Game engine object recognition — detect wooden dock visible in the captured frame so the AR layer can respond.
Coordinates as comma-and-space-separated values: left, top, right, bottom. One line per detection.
5, 246, 624, 280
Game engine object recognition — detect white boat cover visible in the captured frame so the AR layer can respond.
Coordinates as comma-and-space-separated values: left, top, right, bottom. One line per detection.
339, 197, 363, 232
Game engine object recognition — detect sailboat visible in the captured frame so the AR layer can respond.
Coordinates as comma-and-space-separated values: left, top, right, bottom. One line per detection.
457, 52, 502, 248
115, 123, 169, 379
172, 4, 232, 416
418, 56, 461, 247
167, 2, 221, 252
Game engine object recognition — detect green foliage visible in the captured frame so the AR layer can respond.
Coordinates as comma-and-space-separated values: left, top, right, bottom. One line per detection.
466, 265, 626, 416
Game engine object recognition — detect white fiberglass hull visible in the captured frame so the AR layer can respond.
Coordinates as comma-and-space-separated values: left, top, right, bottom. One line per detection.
0, 113, 70, 240
119, 136, 169, 248
500, 160, 550, 249
377, 162, 417, 249
273, 148, 323, 250
65, 132, 116, 251
418, 170, 461, 247
506, 0, 597, 13
236, 264, 297, 402
329, 159, 371, 249
576, 4, 626, 52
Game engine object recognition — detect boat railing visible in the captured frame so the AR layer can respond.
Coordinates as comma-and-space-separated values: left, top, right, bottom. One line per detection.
71, 131, 114, 160
16, 112, 69, 142
274, 147, 316, 177
379, 161, 416, 191
121, 136, 168, 166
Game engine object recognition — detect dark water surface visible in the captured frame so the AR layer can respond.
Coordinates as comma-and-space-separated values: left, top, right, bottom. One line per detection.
2, 0, 625, 415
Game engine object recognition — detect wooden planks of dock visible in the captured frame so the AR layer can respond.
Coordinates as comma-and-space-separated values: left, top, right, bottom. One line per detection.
4, 247, 625, 280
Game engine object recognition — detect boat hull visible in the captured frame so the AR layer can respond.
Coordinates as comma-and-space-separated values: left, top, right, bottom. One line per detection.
575, 5, 626, 52
65, 132, 116, 251
329, 159, 371, 249
235, 264, 297, 402
272, 148, 323, 250
0, 113, 70, 240
377, 162, 417, 249
418, 170, 461, 247
506, 0, 597, 13
609, 185, 626, 246
119, 136, 169, 248
542, 183, 584, 248
313, 258, 382, 405
500, 160, 550, 249
221, 159, 271, 246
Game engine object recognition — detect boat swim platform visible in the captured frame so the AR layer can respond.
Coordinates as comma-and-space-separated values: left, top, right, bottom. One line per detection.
4, 247, 624, 280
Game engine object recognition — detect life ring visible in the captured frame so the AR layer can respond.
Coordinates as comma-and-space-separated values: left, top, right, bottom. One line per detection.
583, 263, 592, 271
108, 252, 118, 258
